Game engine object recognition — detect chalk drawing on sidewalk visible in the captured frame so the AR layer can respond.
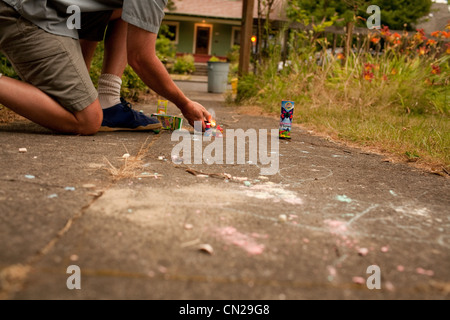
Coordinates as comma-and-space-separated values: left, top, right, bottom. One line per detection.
243, 183, 303, 205
215, 227, 266, 255
225, 197, 449, 250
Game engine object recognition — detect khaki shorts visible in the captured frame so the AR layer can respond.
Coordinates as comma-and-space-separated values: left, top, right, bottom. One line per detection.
0, 2, 100, 113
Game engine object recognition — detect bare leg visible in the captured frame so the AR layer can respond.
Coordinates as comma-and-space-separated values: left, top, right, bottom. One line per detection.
80, 9, 127, 76
0, 76, 102, 135
80, 10, 129, 110
80, 40, 99, 71
102, 15, 128, 77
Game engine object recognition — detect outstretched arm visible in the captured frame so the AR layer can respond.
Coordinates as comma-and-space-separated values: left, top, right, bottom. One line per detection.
126, 24, 211, 130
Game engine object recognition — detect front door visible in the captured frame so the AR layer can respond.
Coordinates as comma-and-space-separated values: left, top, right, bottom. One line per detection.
195, 26, 211, 55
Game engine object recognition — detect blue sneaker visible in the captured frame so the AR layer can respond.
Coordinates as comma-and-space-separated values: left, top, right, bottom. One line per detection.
100, 98, 162, 132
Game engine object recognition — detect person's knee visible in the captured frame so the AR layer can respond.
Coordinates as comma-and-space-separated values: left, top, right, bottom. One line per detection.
75, 100, 103, 135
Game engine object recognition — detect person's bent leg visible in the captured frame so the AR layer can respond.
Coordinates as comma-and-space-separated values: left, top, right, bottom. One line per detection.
80, 10, 127, 110
80, 40, 99, 71
0, 75, 102, 135
102, 12, 128, 78
80, 9, 124, 74
0, 3, 102, 135
80, 10, 161, 131
98, 12, 129, 110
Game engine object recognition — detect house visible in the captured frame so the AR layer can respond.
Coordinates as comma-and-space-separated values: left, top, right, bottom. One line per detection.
162, 0, 287, 62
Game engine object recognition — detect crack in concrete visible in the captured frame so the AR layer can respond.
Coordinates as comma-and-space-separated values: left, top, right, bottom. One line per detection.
0, 186, 110, 300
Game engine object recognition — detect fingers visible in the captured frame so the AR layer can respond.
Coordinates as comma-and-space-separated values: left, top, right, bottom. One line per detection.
194, 102, 211, 130
182, 101, 211, 131
204, 109, 212, 123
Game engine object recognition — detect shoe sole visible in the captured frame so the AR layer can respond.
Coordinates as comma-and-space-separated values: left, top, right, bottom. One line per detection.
99, 123, 163, 132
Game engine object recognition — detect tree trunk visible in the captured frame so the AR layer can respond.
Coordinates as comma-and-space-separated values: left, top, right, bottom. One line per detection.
332, 33, 337, 55
238, 0, 255, 76
345, 21, 354, 58
257, 0, 263, 64
264, 0, 275, 51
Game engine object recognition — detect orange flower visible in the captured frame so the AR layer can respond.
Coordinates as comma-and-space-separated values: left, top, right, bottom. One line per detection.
386, 33, 401, 43
418, 46, 428, 56
431, 65, 441, 75
442, 31, 450, 39
393, 39, 401, 46
337, 53, 345, 60
427, 39, 437, 46
391, 68, 398, 75
363, 71, 375, 82
371, 37, 380, 44
430, 31, 441, 38
414, 29, 427, 42
381, 26, 391, 37
364, 63, 375, 72
446, 43, 450, 54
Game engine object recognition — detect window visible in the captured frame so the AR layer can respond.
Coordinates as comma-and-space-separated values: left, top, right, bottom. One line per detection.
231, 27, 241, 46
160, 21, 179, 44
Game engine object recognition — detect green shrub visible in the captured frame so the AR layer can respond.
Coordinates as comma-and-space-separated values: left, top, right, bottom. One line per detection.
173, 54, 196, 75
236, 73, 258, 103
156, 35, 176, 64
121, 65, 147, 101
209, 56, 221, 62
227, 45, 240, 81
0, 54, 19, 79
209, 56, 228, 63
227, 45, 240, 64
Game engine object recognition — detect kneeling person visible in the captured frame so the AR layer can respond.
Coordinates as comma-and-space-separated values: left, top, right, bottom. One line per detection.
0, 0, 211, 134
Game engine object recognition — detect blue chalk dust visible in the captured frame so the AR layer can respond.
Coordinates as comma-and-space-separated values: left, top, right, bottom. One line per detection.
336, 195, 352, 203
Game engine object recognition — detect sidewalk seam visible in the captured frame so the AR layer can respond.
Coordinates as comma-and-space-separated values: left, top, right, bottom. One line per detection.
0, 185, 111, 300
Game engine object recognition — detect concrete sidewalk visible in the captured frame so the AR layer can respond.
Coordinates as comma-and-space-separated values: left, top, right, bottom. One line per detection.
170, 74, 208, 83
0, 81, 449, 300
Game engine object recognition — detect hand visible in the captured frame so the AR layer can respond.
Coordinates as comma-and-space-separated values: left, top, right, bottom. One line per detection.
180, 100, 212, 131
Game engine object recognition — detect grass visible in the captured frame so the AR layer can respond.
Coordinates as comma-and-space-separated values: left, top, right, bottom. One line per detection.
297, 98, 449, 170
103, 135, 162, 181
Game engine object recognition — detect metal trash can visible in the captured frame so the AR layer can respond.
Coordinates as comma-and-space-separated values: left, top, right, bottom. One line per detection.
207, 61, 230, 93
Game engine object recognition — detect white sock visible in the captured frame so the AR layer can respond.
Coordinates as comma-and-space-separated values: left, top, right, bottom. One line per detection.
98, 74, 122, 109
